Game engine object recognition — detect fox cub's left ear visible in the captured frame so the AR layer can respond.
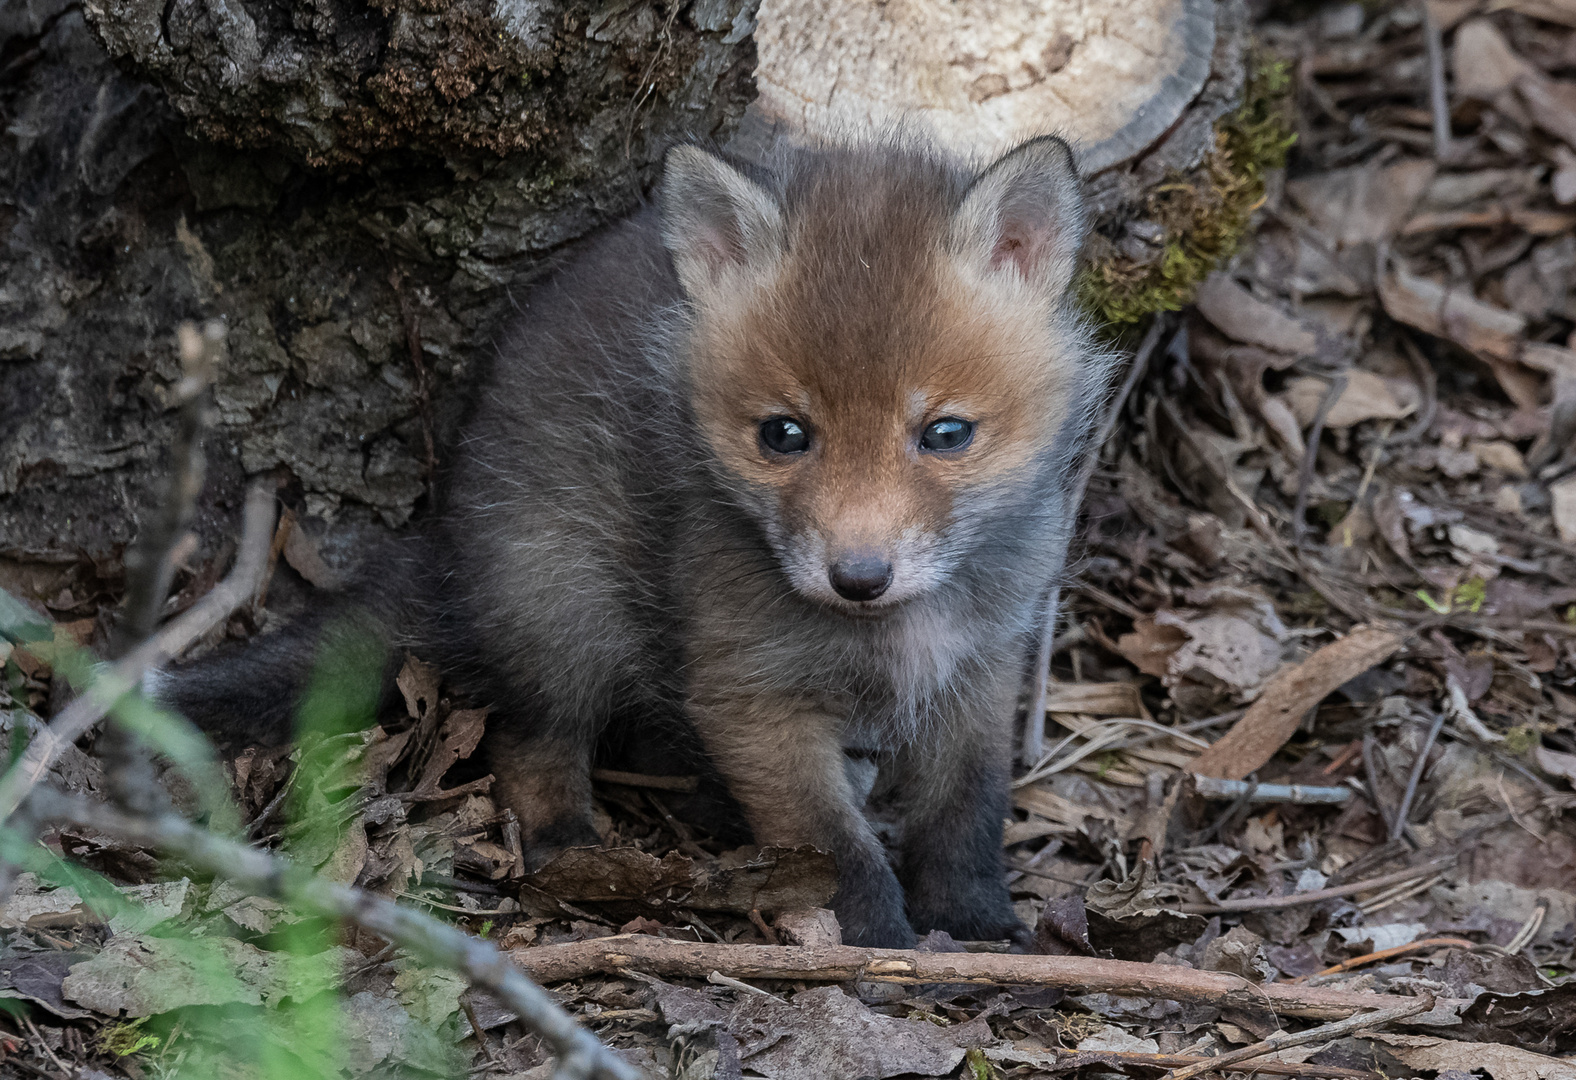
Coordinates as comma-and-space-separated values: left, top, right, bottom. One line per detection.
950, 136, 1087, 299
660, 145, 786, 302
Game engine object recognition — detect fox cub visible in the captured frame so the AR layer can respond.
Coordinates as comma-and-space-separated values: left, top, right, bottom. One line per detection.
160, 135, 1114, 948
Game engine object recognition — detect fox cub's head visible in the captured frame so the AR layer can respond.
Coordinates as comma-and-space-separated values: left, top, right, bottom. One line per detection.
660, 137, 1097, 613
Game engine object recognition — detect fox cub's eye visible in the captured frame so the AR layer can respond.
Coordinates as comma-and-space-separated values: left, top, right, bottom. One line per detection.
759, 416, 810, 455
920, 417, 975, 452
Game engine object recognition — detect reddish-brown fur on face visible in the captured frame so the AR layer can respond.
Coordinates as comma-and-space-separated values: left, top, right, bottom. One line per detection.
683, 152, 1085, 604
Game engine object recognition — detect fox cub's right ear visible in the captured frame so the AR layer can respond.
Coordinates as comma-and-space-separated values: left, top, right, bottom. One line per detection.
660, 145, 786, 300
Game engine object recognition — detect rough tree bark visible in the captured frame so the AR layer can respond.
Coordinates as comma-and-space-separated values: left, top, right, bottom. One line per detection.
0, 0, 756, 608
0, 0, 1251, 611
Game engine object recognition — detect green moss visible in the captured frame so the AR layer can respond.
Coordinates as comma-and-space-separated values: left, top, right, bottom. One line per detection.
1079, 51, 1298, 325
965, 1047, 998, 1080
1503, 725, 1539, 756
99, 1019, 160, 1058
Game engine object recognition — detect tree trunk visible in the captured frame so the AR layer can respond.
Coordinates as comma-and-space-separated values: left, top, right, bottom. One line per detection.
0, 0, 756, 608
0, 0, 1255, 609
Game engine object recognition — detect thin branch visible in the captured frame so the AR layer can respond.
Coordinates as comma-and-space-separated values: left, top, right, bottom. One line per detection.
0, 484, 277, 829
112, 321, 223, 656
1420, 0, 1454, 162
102, 320, 225, 814
1292, 373, 1346, 549
1391, 712, 1445, 840
1177, 856, 1457, 914
590, 769, 699, 793
1161, 995, 1434, 1080
510, 934, 1457, 1021
27, 788, 636, 1080
1191, 775, 1352, 805
1363, 730, 1398, 837
1023, 315, 1169, 762
1298, 938, 1474, 982
988, 1045, 1373, 1078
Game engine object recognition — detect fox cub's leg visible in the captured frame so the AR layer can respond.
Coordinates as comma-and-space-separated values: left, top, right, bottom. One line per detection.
892, 665, 1025, 946
487, 724, 600, 870
688, 691, 914, 948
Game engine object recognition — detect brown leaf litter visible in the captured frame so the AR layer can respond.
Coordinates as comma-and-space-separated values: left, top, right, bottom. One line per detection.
6, 0, 1576, 1077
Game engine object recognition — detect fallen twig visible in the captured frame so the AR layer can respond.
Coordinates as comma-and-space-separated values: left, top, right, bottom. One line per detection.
1292, 373, 1347, 549
1297, 938, 1475, 982
1178, 857, 1456, 914
984, 1045, 1375, 1078
1024, 315, 1169, 763
1419, 0, 1452, 162
27, 788, 636, 1080
1390, 712, 1445, 841
1363, 730, 1397, 837
590, 769, 699, 793
102, 321, 225, 815
112, 321, 223, 654
1162, 995, 1434, 1080
510, 934, 1458, 1020
1191, 775, 1352, 805
0, 483, 277, 830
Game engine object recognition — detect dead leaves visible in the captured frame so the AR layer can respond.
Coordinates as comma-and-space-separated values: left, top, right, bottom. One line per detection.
653, 980, 995, 1080
59, 935, 354, 1017
1373, 1033, 1576, 1080
1191, 626, 1406, 780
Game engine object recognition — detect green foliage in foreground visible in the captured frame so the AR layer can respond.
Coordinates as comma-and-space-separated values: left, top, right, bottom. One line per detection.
0, 597, 469, 1079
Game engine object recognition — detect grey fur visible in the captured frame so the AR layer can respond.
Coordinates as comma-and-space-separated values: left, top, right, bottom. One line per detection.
163, 136, 1118, 947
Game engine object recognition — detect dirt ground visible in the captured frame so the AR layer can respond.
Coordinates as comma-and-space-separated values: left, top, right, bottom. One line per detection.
3, 0, 1576, 1077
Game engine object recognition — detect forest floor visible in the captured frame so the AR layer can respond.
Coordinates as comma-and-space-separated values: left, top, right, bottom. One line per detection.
3, 0, 1576, 1077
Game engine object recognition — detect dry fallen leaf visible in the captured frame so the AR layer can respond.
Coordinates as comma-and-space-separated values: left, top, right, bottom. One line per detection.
1286, 159, 1435, 247
1282, 370, 1418, 429
1491, 0, 1576, 27
1536, 745, 1576, 788
1194, 273, 1321, 358
525, 845, 837, 916
1519, 76, 1576, 152
1158, 605, 1285, 697
61, 935, 356, 1017
1551, 475, 1576, 543
1043, 681, 1148, 718
1373, 1035, 1575, 1080
1453, 18, 1541, 99
651, 980, 995, 1080
1189, 625, 1406, 780
1470, 440, 1530, 477
1378, 262, 1525, 361
1554, 146, 1576, 204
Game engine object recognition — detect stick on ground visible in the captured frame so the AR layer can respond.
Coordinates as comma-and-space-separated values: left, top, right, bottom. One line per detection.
1023, 315, 1169, 763
511, 934, 1459, 1021
1162, 994, 1435, 1080
1178, 856, 1456, 914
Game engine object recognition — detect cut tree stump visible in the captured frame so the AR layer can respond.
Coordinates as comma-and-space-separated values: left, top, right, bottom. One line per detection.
747, 0, 1223, 177
1, 0, 1258, 588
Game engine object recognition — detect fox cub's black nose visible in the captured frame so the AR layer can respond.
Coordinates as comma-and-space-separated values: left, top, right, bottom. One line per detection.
830, 559, 893, 601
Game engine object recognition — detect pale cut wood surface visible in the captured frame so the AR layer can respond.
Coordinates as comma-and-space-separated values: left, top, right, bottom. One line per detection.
751, 0, 1218, 173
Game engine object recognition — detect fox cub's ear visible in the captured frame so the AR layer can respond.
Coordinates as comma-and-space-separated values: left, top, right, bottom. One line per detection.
660, 145, 786, 300
950, 136, 1087, 298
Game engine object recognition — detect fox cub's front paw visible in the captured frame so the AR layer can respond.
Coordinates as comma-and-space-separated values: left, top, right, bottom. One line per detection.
520, 815, 602, 873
